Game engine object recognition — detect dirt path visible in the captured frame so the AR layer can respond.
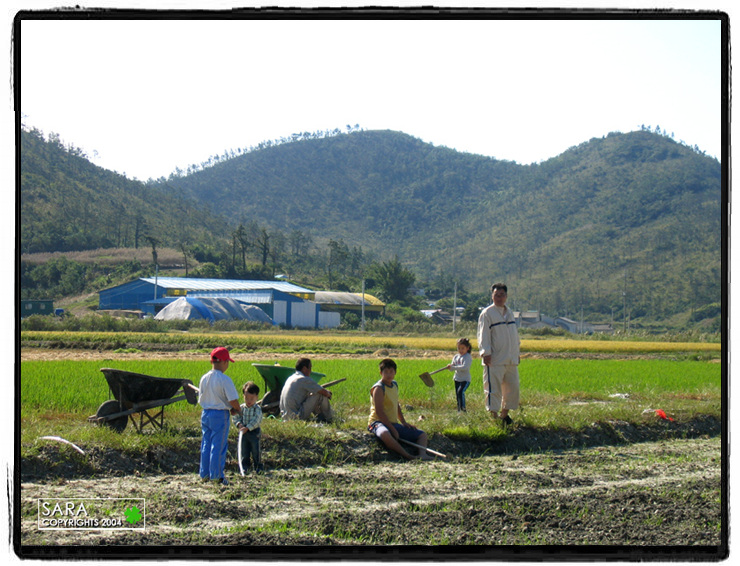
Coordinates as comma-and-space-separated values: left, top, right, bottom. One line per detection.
19, 348, 450, 362
19, 436, 723, 552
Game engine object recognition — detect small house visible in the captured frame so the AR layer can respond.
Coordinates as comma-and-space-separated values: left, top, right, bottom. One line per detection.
20, 299, 54, 317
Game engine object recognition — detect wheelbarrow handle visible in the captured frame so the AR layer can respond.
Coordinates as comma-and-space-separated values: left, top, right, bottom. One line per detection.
321, 378, 347, 389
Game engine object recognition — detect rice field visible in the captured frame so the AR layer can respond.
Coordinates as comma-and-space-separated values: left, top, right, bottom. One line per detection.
18, 338, 725, 552
20, 330, 722, 355
21, 357, 722, 423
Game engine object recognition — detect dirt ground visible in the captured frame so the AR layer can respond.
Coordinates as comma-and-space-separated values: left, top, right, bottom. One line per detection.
19, 434, 723, 554
17, 349, 726, 557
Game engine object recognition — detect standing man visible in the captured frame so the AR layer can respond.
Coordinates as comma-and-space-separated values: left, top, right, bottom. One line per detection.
477, 283, 520, 425
279, 358, 333, 422
198, 346, 241, 485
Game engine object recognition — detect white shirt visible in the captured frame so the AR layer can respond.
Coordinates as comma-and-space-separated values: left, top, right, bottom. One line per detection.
477, 303, 520, 366
198, 369, 239, 410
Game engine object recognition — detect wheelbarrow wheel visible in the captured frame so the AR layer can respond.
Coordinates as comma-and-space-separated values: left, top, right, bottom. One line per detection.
96, 400, 128, 433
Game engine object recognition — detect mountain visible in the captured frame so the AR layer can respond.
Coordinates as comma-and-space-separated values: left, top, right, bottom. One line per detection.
19, 127, 231, 254
19, 127, 722, 323
160, 129, 722, 321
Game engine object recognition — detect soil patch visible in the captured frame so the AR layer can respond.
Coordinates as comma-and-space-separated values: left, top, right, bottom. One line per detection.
20, 348, 693, 363
18, 433, 724, 554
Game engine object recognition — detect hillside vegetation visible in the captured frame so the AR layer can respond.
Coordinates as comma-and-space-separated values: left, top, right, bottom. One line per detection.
19, 126, 722, 330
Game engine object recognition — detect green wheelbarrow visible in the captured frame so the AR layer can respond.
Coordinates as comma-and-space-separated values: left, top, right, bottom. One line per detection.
251, 363, 345, 416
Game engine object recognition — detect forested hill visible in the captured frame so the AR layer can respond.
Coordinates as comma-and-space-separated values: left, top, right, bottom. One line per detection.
20, 127, 232, 254
161, 129, 722, 320
20, 126, 722, 323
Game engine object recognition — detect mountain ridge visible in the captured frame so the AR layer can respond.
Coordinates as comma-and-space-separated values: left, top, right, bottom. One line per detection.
20, 127, 722, 323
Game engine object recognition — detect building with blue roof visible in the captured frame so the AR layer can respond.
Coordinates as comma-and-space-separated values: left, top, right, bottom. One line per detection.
98, 277, 339, 328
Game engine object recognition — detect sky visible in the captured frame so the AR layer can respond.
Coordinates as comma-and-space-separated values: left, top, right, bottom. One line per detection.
17, 14, 724, 181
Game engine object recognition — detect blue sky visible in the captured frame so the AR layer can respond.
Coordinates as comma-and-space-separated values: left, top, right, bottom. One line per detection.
18, 15, 723, 181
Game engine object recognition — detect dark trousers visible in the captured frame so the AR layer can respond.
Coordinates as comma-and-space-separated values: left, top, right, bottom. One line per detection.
239, 427, 262, 472
455, 380, 470, 412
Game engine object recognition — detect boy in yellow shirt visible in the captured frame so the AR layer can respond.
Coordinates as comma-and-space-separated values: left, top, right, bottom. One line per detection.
368, 358, 431, 460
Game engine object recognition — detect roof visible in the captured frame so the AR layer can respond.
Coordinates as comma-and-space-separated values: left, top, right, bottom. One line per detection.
143, 291, 278, 306
138, 277, 313, 295
187, 290, 294, 304
313, 291, 385, 307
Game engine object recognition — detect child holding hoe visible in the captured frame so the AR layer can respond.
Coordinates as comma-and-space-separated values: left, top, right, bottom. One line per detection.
446, 337, 473, 412
368, 358, 432, 461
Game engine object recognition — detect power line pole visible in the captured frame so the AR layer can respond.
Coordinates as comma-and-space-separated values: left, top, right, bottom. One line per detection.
453, 282, 457, 333
361, 279, 366, 332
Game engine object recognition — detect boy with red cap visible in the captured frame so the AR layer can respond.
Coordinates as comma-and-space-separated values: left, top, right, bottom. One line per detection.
198, 347, 241, 485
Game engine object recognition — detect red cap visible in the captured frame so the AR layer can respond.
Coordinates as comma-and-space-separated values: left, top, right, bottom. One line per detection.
210, 347, 235, 363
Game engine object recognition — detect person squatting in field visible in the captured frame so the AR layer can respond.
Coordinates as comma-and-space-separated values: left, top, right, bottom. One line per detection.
368, 358, 433, 460
233, 381, 264, 474
477, 283, 520, 425
198, 347, 241, 485
446, 337, 473, 412
279, 357, 333, 422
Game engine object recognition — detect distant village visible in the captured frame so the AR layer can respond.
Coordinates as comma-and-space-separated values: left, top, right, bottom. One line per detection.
422, 308, 614, 335
22, 276, 614, 334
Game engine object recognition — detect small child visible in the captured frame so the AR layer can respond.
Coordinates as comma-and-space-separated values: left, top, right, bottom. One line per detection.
447, 338, 473, 412
368, 358, 432, 461
233, 381, 264, 474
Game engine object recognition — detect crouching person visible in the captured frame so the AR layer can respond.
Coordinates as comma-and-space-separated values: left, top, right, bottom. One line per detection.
279, 358, 333, 422
368, 358, 432, 461
233, 381, 263, 474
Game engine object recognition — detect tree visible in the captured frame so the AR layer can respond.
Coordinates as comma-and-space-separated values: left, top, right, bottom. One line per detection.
288, 230, 314, 265
327, 239, 350, 288
269, 231, 286, 276
180, 242, 191, 276
146, 236, 159, 270
233, 224, 249, 273
367, 256, 416, 304
256, 228, 270, 267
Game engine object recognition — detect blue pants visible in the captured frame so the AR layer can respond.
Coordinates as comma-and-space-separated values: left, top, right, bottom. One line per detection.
200, 409, 230, 480
238, 428, 262, 472
368, 421, 425, 443
455, 380, 470, 411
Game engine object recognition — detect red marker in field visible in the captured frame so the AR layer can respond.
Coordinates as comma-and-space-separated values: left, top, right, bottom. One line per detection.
655, 409, 673, 421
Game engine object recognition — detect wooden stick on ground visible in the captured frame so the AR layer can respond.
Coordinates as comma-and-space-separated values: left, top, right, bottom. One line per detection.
399, 438, 447, 458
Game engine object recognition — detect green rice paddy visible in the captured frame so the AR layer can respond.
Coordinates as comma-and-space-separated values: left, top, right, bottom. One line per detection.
21, 358, 721, 420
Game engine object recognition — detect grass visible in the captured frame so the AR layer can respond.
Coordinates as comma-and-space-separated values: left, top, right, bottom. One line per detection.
19, 356, 722, 459
20, 357, 721, 412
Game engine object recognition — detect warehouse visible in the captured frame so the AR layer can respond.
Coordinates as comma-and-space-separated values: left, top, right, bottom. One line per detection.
313, 291, 385, 317
98, 277, 339, 328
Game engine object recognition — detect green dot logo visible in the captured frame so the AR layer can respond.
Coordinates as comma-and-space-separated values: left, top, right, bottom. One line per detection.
124, 506, 142, 525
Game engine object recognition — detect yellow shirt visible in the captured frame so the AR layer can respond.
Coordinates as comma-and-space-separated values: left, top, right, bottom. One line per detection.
368, 379, 399, 427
